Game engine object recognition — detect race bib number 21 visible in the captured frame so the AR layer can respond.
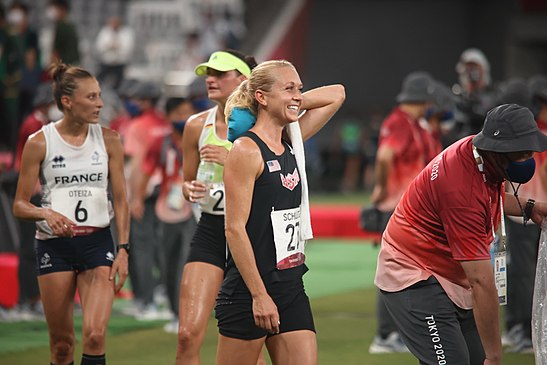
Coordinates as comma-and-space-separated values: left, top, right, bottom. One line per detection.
271, 206, 305, 270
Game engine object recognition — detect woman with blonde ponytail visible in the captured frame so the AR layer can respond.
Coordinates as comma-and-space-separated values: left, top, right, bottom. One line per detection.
217, 60, 345, 364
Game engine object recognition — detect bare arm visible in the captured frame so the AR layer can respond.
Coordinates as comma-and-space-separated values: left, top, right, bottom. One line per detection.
371, 145, 395, 205
540, 158, 547, 195
13, 132, 75, 237
298, 84, 345, 141
460, 259, 502, 365
103, 128, 130, 292
224, 137, 280, 334
181, 112, 207, 202
503, 192, 547, 226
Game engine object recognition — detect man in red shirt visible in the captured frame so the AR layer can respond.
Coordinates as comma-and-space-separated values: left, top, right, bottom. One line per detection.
375, 104, 547, 365
369, 72, 436, 353
124, 81, 172, 319
10, 83, 55, 319
132, 97, 198, 331
14, 83, 55, 169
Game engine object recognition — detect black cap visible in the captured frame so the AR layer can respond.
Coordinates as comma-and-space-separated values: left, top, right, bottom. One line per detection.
396, 71, 435, 104
431, 81, 456, 113
132, 81, 162, 100
472, 104, 547, 153
33, 83, 54, 107
496, 78, 532, 109
529, 74, 547, 101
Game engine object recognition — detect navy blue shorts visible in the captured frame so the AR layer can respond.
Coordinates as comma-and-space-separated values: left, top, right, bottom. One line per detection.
187, 213, 227, 269
36, 227, 115, 276
215, 277, 315, 340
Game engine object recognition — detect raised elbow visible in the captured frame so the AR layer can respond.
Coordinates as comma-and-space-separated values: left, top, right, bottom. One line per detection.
334, 84, 346, 104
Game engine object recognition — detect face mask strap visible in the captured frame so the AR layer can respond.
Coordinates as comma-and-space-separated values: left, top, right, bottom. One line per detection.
507, 179, 530, 226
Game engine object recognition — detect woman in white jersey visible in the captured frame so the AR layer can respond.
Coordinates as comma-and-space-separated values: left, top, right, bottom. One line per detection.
176, 49, 258, 364
13, 63, 129, 365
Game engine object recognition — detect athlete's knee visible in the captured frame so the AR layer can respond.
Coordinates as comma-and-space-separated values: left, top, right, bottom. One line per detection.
51, 334, 75, 362
177, 321, 204, 351
82, 326, 107, 352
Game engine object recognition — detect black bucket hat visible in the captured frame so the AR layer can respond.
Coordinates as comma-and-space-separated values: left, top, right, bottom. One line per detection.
396, 71, 435, 104
472, 104, 547, 153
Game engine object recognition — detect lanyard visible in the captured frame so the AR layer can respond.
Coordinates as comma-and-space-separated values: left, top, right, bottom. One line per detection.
473, 145, 508, 304
473, 145, 506, 246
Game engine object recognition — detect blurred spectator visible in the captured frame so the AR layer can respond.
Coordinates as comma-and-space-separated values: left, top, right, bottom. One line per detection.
425, 81, 457, 149
530, 74, 547, 119
452, 48, 497, 138
340, 117, 364, 192
47, 0, 80, 65
95, 16, 135, 90
199, 9, 227, 59
14, 83, 55, 169
496, 77, 533, 109
109, 78, 140, 139
500, 75, 547, 353
0, 4, 8, 149
135, 97, 198, 333
6, 83, 57, 321
369, 71, 437, 354
124, 81, 172, 320
176, 32, 206, 72
7, 1, 41, 121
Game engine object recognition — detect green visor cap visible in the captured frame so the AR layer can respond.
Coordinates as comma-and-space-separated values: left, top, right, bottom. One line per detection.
194, 51, 251, 78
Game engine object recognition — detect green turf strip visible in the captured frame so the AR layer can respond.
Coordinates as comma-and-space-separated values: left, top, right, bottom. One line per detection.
304, 240, 379, 298
0, 240, 537, 364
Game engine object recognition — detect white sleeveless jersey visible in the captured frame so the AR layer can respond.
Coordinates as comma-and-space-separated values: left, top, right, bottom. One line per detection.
36, 122, 112, 239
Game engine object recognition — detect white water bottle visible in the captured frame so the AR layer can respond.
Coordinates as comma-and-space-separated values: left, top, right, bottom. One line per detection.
196, 161, 215, 205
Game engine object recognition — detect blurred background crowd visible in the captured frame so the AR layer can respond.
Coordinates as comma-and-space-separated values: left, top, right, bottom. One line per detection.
0, 0, 546, 345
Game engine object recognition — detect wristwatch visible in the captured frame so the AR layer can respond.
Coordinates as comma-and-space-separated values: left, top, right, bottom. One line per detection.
117, 243, 130, 255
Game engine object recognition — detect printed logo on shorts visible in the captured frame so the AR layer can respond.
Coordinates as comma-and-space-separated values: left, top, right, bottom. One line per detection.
280, 168, 300, 191
106, 252, 114, 262
40, 253, 52, 269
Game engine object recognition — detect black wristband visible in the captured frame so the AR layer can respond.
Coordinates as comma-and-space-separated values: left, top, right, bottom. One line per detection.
524, 199, 535, 218
117, 243, 130, 255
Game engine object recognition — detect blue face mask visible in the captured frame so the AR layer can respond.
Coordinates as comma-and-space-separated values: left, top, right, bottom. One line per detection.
506, 157, 536, 184
425, 109, 454, 122
172, 120, 186, 134
123, 100, 141, 118
192, 97, 213, 112
228, 107, 256, 142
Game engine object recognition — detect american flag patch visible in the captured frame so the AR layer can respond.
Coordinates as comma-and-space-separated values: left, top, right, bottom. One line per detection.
267, 160, 281, 172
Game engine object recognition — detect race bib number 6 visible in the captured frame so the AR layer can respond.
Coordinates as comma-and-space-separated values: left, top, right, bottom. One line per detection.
271, 206, 305, 270
51, 187, 110, 227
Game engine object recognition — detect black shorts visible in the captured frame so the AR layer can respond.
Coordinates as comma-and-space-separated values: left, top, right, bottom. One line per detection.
187, 213, 226, 269
380, 276, 485, 365
36, 227, 114, 276
215, 277, 315, 340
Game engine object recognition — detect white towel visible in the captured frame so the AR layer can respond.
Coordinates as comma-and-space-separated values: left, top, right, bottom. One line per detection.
286, 121, 313, 241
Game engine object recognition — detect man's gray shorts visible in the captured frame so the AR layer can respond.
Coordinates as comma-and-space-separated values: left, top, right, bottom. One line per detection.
380, 276, 485, 365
